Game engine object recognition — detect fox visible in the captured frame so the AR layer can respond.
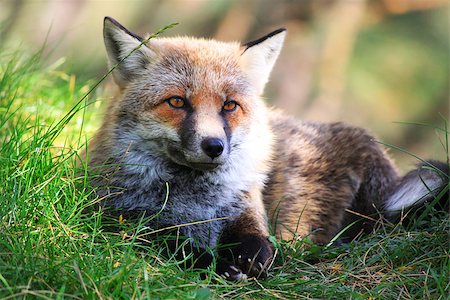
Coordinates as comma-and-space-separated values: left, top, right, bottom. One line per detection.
85, 16, 449, 281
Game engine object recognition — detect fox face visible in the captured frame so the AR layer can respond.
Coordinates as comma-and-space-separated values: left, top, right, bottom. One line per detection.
119, 40, 255, 171
103, 17, 285, 172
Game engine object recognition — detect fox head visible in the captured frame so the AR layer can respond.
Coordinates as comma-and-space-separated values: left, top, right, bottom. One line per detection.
103, 17, 285, 172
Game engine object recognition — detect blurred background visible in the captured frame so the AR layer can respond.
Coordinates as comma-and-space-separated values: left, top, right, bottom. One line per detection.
1, 0, 449, 170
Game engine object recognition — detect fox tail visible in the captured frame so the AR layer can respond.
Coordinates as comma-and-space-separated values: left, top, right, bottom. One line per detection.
384, 160, 449, 219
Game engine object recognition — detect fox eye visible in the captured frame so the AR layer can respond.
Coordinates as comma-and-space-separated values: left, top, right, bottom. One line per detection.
222, 100, 238, 112
166, 96, 185, 109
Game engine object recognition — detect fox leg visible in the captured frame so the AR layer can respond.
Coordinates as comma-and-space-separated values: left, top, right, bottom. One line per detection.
217, 188, 273, 280
268, 180, 358, 245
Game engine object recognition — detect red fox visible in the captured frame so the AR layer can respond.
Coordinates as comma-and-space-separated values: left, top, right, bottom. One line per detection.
86, 17, 449, 281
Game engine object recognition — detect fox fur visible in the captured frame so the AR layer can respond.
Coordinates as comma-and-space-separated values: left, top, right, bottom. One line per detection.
85, 17, 449, 281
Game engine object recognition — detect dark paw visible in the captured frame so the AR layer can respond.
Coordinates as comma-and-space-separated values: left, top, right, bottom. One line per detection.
216, 261, 249, 282
217, 235, 273, 280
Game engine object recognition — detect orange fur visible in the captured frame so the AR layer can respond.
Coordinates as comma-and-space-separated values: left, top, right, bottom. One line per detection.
151, 103, 187, 128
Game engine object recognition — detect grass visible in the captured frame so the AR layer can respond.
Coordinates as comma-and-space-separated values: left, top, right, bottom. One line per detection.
0, 46, 449, 299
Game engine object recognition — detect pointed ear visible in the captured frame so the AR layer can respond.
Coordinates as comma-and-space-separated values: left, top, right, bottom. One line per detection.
240, 28, 286, 95
103, 16, 155, 88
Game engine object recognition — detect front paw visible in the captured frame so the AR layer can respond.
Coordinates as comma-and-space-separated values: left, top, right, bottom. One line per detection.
216, 261, 249, 282
218, 235, 273, 280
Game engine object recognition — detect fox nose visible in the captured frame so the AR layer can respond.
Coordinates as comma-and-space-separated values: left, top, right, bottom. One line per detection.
201, 137, 224, 159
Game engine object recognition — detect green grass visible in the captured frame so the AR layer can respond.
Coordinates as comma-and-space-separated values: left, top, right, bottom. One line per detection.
0, 47, 449, 299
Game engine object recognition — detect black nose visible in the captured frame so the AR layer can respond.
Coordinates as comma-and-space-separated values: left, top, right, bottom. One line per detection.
201, 137, 224, 159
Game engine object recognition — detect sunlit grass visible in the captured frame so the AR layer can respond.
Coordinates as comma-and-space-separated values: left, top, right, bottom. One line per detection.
0, 46, 448, 299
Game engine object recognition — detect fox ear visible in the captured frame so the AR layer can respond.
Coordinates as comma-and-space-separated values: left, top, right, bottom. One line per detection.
240, 28, 286, 95
103, 16, 155, 88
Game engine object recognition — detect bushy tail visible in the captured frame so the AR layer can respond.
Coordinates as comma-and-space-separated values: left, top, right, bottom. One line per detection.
384, 160, 449, 219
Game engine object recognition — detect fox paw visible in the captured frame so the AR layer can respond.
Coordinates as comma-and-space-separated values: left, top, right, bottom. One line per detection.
217, 235, 273, 280
216, 262, 248, 282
